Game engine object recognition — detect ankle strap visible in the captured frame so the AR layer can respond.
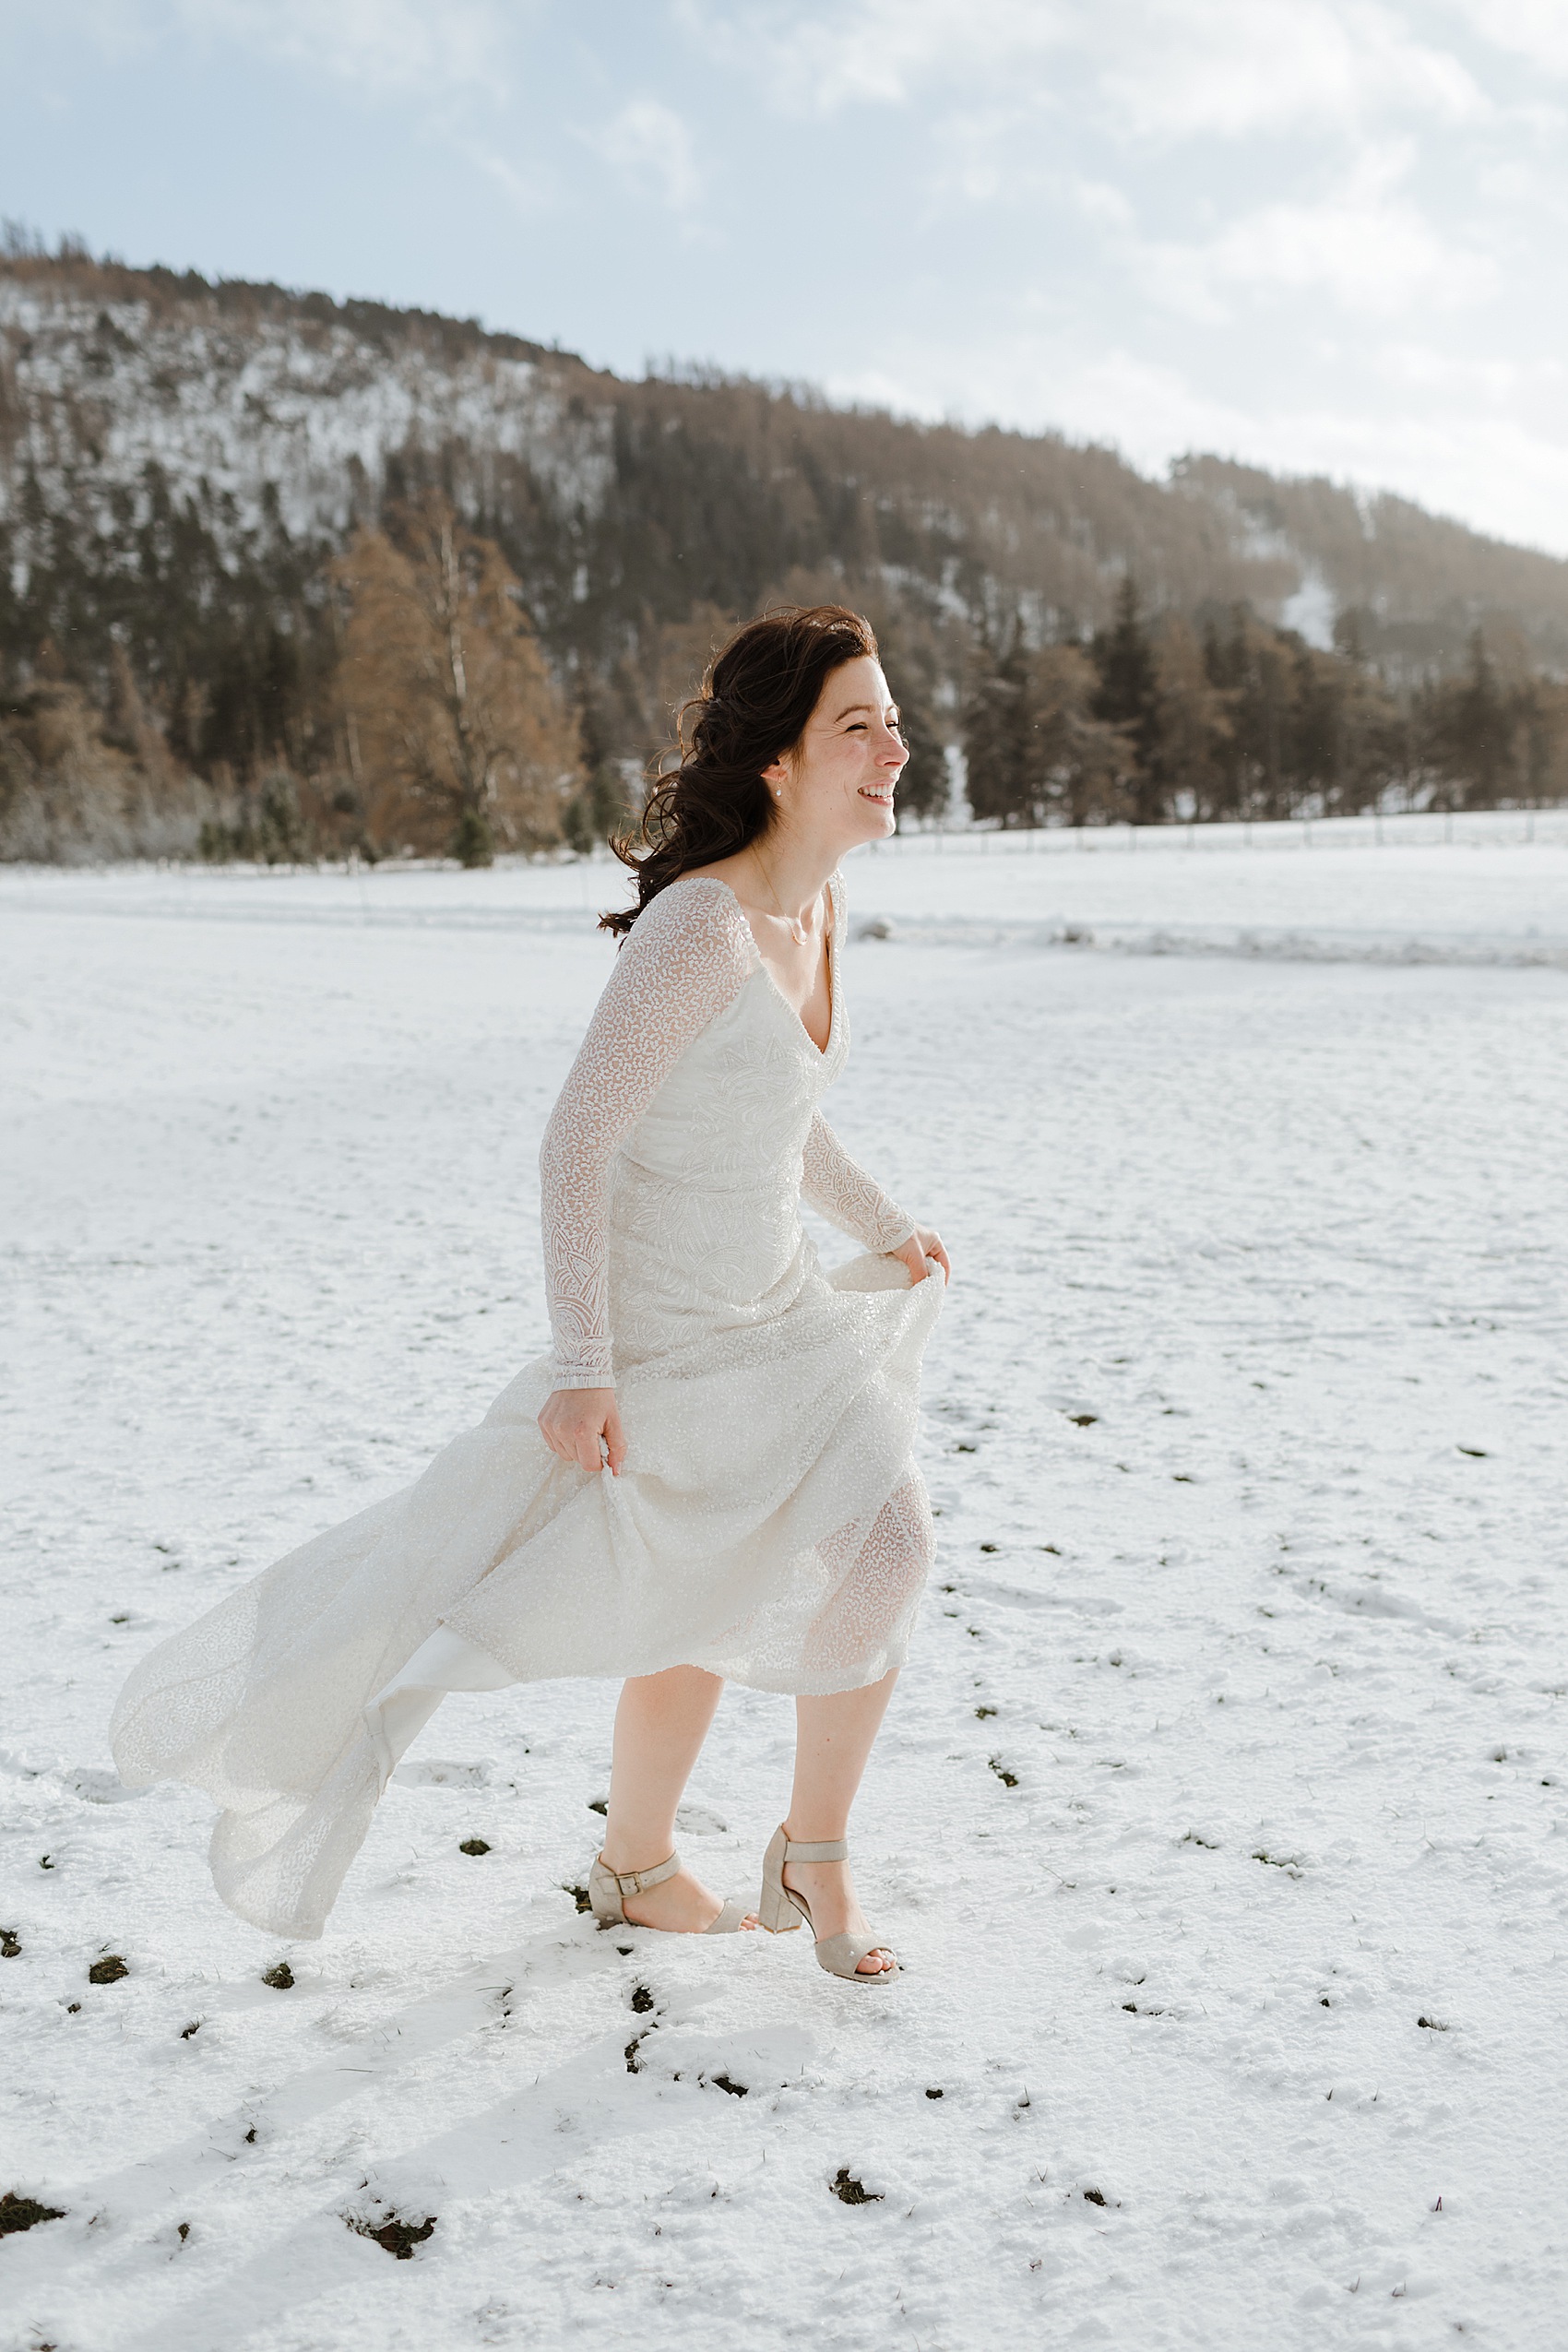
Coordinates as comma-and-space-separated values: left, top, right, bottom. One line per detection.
782, 1835, 848, 1863
599, 1851, 680, 1896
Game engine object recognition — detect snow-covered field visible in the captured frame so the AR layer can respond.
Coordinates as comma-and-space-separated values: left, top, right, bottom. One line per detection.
2, 839, 1566, 2350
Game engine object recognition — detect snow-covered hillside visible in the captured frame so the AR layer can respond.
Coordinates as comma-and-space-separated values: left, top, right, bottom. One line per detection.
0, 274, 612, 546
10, 255, 1568, 669
3, 847, 1565, 2348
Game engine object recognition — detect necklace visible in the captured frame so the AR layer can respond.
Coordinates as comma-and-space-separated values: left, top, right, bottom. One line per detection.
751, 844, 813, 945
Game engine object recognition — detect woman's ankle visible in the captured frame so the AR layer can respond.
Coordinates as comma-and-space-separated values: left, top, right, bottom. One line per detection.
600, 1834, 677, 1874
782, 1819, 849, 1847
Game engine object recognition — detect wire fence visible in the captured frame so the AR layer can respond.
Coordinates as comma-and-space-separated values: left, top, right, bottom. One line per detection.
866, 808, 1568, 858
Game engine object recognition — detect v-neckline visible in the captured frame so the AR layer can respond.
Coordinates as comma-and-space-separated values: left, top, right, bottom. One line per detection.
708, 873, 837, 1062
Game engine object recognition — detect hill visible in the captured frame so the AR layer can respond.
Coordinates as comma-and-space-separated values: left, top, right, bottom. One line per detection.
3, 246, 1565, 859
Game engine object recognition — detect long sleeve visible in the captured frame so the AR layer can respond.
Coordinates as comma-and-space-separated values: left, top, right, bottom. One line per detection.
540, 882, 756, 1388
801, 1110, 917, 1253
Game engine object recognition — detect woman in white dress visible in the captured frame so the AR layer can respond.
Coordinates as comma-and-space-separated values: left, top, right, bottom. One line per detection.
111, 605, 948, 1981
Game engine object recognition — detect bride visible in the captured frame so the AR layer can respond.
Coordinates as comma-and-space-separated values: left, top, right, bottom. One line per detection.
112, 604, 949, 1982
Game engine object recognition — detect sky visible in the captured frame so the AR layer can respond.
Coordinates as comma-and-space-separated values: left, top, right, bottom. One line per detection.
5, 0, 1568, 554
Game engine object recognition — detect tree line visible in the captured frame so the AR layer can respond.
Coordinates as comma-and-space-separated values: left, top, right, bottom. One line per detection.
4, 250, 1567, 861
0, 490, 588, 865
962, 579, 1568, 828
4, 489, 1564, 866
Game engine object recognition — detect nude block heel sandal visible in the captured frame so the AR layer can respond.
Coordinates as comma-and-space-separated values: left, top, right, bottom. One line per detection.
588, 1850, 748, 1933
757, 1824, 897, 1981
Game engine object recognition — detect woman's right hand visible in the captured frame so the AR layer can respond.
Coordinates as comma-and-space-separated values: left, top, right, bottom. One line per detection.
537, 1387, 627, 1477
890, 1224, 951, 1288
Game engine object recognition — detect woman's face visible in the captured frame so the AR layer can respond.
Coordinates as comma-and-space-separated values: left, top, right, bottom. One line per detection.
765, 654, 909, 849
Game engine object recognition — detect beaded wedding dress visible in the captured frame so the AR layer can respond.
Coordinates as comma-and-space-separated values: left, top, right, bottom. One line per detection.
111, 873, 944, 1939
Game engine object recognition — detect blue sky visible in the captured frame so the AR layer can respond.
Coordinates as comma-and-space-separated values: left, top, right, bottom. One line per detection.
6, 1, 1568, 552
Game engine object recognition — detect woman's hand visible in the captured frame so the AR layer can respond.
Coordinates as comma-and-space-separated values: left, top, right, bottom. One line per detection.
538, 1387, 627, 1476
889, 1225, 950, 1287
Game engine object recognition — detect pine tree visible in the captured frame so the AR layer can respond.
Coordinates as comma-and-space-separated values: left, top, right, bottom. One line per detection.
1022, 644, 1134, 827
1203, 605, 1297, 819
893, 700, 949, 823
563, 690, 632, 853
1091, 577, 1163, 822
961, 634, 1032, 825
1430, 630, 1513, 808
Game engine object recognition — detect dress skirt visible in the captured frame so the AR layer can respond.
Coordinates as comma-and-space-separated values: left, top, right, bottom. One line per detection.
109, 1250, 943, 1939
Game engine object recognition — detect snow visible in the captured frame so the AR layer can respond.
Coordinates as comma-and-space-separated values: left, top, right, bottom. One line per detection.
0, 282, 615, 548
3, 834, 1567, 2348
1279, 568, 1337, 649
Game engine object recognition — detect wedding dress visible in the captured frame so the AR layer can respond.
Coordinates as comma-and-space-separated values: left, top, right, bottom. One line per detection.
110, 873, 944, 1939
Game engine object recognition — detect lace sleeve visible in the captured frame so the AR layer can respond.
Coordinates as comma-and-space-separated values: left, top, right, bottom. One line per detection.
801, 1111, 918, 1252
540, 880, 756, 1388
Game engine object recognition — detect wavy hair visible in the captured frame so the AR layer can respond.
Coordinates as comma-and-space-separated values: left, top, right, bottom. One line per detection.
600, 604, 880, 937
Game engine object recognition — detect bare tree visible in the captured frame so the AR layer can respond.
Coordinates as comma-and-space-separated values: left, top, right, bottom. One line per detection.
1150, 618, 1232, 820
333, 495, 582, 863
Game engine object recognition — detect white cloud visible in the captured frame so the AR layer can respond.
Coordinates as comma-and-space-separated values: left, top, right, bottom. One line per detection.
586, 97, 703, 214
21, 0, 1568, 552
1448, 0, 1568, 80
1070, 177, 1137, 232
469, 144, 556, 219
1096, 0, 1483, 142
1140, 144, 1492, 317
688, 0, 1482, 140
679, 0, 1069, 114
1371, 342, 1566, 399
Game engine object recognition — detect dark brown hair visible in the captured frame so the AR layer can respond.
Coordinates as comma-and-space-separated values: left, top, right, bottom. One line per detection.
600, 604, 880, 937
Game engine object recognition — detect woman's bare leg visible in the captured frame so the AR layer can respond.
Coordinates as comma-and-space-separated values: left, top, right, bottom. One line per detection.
782, 1669, 899, 1974
601, 1665, 754, 1931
